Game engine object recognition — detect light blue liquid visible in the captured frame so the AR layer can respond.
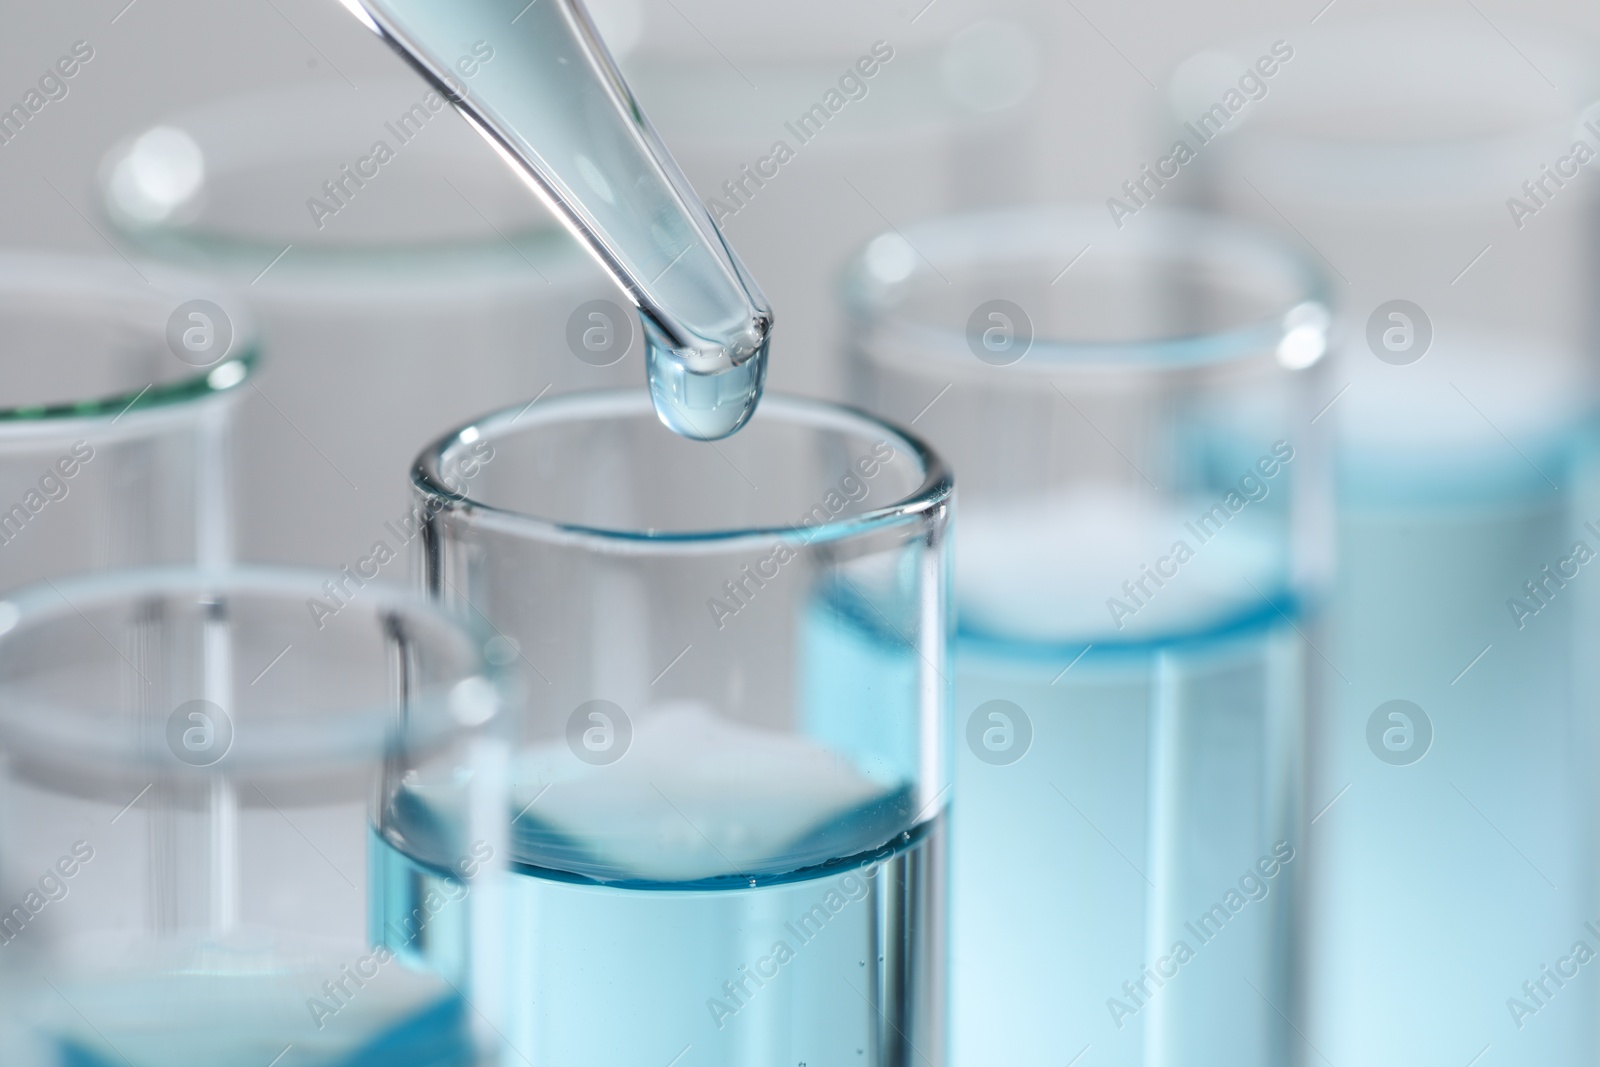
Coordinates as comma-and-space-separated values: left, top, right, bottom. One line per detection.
348, 0, 772, 442
1304, 450, 1597, 1067
371, 597, 944, 1066
371, 820, 942, 1067
797, 578, 1303, 1064
39, 947, 474, 1067
948, 608, 1304, 1067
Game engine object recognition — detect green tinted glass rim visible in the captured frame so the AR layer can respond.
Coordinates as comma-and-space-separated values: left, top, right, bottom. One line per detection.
0, 349, 256, 424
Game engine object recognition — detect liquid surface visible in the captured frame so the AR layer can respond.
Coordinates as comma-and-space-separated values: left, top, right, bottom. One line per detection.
347, 0, 772, 440
883, 475, 1305, 1067
372, 596, 945, 1065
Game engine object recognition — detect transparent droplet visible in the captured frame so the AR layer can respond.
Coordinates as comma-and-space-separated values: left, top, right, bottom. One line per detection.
646, 332, 767, 441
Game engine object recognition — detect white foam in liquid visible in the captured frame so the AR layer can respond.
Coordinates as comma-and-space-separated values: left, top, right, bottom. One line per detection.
956, 484, 1287, 644
512, 702, 889, 883
1337, 335, 1587, 454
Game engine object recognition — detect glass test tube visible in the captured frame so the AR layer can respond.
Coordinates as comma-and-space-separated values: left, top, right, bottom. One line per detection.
98, 79, 623, 570
402, 390, 952, 1066
1167, 16, 1600, 1065
845, 205, 1330, 1067
0, 566, 511, 1067
0, 253, 252, 591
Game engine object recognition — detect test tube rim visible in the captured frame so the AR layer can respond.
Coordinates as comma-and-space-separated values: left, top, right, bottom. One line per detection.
412, 389, 952, 553
843, 203, 1331, 382
0, 564, 510, 776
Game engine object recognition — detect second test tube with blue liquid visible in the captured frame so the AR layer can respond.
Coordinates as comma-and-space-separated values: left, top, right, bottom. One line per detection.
848, 206, 1329, 1067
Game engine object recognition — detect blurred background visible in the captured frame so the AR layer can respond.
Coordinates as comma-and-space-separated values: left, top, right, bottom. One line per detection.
5, 0, 1597, 563
6, 1, 1600, 1065
2, 0, 1594, 510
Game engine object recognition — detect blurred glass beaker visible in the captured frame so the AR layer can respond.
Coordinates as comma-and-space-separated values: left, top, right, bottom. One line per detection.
401, 391, 951, 1066
0, 253, 252, 590
99, 79, 625, 571
0, 566, 510, 1066
612, 0, 1043, 401
1168, 17, 1600, 1065
846, 206, 1330, 1067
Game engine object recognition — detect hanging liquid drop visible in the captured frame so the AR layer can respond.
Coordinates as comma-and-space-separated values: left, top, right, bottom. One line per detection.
644, 317, 770, 439
341, 0, 773, 441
